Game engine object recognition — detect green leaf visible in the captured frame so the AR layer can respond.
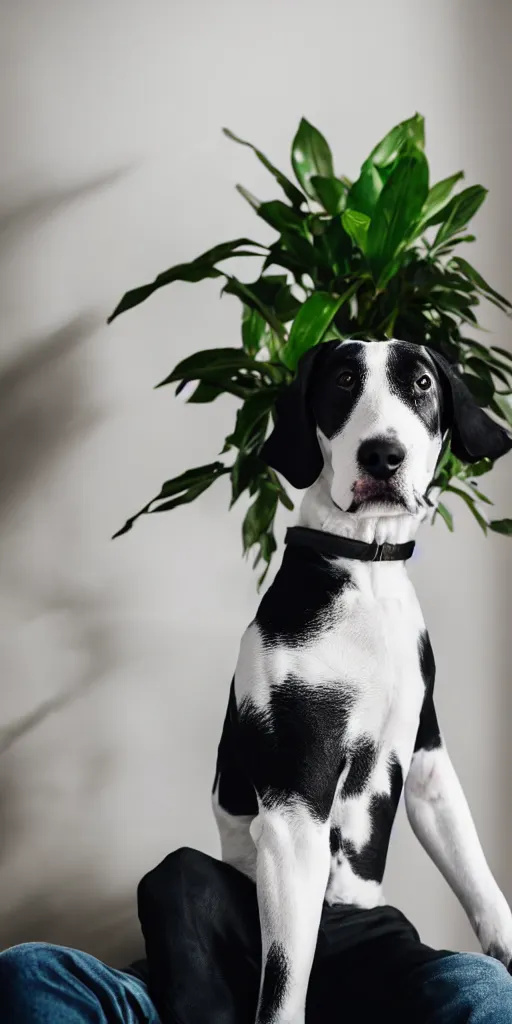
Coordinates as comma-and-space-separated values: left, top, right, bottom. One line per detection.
467, 482, 493, 505
462, 457, 494, 477
235, 184, 260, 211
314, 216, 352, 277
187, 382, 223, 403
310, 176, 346, 215
156, 347, 269, 388
291, 118, 334, 199
366, 152, 429, 286
416, 172, 464, 229
461, 372, 494, 406
237, 274, 301, 326
467, 358, 510, 392
257, 200, 307, 234
282, 287, 356, 370
493, 393, 512, 427
446, 485, 488, 533
345, 116, 425, 219
436, 502, 454, 531
488, 518, 512, 536
452, 257, 512, 310
277, 485, 294, 511
242, 485, 278, 551
223, 277, 286, 338
242, 305, 269, 355
107, 239, 265, 322
255, 528, 278, 588
346, 159, 384, 217
223, 127, 305, 207
230, 452, 266, 505
113, 463, 228, 537
434, 235, 476, 256
274, 284, 302, 323
342, 209, 371, 253
150, 478, 219, 515
225, 389, 278, 452
280, 231, 322, 273
491, 346, 512, 363
370, 113, 425, 166
433, 186, 488, 247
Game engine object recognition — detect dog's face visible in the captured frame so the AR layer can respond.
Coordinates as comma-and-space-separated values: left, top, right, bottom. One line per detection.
308, 340, 443, 517
262, 338, 512, 513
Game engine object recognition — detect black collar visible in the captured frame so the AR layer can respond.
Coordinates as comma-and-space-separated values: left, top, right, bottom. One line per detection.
285, 526, 415, 563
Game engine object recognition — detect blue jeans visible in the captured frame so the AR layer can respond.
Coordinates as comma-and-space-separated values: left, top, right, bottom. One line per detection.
1, 941, 512, 1023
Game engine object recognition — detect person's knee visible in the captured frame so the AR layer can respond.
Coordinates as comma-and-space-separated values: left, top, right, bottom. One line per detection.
138, 846, 215, 905
445, 952, 511, 1009
0, 942, 53, 995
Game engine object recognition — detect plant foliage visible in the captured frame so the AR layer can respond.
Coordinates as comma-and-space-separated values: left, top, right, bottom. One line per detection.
109, 114, 512, 582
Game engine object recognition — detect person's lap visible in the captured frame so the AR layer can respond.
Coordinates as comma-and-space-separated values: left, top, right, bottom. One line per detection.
2, 848, 512, 1023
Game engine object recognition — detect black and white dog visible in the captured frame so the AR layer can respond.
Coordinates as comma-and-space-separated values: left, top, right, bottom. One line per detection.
213, 339, 512, 1024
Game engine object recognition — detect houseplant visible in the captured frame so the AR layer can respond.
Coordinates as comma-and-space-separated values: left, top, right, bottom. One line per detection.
109, 113, 512, 582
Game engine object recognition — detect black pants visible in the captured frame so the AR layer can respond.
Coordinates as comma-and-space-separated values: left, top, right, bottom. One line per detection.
137, 847, 455, 1024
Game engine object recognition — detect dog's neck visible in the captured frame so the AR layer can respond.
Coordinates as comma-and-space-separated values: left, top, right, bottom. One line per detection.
298, 474, 426, 547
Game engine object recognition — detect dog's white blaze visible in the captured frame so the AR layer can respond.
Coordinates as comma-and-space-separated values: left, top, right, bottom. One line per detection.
325, 341, 441, 516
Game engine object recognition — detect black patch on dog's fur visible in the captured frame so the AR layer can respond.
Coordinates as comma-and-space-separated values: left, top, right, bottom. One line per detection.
259, 942, 289, 1024
414, 631, 442, 753
342, 737, 378, 799
238, 678, 354, 821
310, 341, 368, 440
256, 543, 352, 648
385, 342, 442, 437
215, 680, 259, 817
343, 754, 404, 883
329, 826, 342, 855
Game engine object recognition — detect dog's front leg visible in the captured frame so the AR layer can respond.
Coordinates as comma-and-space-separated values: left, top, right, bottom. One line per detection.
250, 801, 330, 1024
405, 690, 512, 968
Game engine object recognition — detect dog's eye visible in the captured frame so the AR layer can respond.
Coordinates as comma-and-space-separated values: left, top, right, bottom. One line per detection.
337, 370, 356, 390
416, 374, 432, 392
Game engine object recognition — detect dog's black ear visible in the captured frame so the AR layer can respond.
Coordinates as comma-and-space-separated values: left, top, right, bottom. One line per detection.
427, 348, 512, 463
260, 344, 328, 488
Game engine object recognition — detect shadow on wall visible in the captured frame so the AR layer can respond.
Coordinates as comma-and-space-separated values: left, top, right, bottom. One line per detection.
0, 167, 142, 961
0, 169, 126, 243
0, 314, 101, 529
0, 165, 130, 745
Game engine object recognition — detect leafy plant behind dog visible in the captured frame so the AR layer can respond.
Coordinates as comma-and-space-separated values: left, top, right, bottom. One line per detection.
109, 113, 512, 582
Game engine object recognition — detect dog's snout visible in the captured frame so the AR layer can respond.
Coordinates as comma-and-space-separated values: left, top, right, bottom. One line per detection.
358, 438, 406, 480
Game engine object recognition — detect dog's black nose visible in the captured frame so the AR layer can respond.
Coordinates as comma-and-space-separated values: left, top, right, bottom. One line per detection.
358, 438, 406, 480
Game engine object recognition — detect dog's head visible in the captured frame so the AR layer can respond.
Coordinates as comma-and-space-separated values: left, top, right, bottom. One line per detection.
261, 339, 512, 517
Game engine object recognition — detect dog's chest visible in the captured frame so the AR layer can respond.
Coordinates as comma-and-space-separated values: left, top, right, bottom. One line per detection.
240, 556, 426, 760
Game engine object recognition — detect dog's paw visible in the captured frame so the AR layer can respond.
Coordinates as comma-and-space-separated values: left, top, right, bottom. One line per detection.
474, 903, 512, 971
485, 942, 512, 972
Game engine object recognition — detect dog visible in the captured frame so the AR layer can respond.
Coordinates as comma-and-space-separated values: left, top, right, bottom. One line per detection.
212, 338, 512, 1024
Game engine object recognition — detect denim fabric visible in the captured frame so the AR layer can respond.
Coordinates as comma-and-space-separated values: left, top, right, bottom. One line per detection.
1, 938, 512, 1022
404, 951, 512, 1023
0, 942, 160, 1023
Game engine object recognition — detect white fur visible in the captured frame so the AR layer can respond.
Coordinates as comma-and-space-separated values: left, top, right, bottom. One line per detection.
405, 744, 512, 965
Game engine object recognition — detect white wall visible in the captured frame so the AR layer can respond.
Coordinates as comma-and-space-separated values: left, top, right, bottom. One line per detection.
0, 0, 510, 968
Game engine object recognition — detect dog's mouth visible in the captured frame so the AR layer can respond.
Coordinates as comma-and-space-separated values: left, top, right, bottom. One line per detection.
348, 476, 407, 512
